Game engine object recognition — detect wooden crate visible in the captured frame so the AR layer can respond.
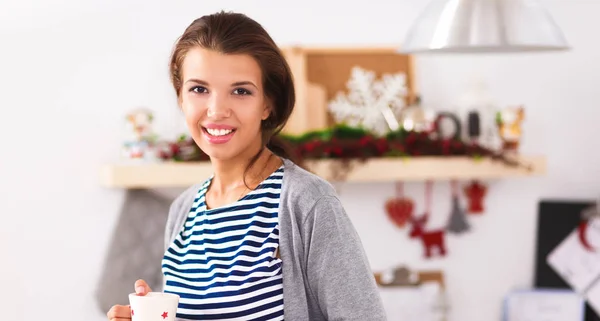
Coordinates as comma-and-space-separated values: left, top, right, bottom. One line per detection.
280, 46, 416, 135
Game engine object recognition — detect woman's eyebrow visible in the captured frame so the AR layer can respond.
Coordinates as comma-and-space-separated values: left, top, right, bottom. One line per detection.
232, 81, 258, 89
184, 78, 209, 85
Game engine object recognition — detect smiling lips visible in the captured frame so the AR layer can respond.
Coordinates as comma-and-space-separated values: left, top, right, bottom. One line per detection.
202, 124, 236, 144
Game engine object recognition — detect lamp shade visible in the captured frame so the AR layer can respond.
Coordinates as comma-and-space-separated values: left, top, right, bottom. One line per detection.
400, 0, 570, 54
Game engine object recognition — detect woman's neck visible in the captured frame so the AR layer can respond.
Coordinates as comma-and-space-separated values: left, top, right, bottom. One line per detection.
209, 145, 280, 195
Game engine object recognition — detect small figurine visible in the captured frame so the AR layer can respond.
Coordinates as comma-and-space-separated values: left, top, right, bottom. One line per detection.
122, 108, 159, 161
496, 106, 525, 152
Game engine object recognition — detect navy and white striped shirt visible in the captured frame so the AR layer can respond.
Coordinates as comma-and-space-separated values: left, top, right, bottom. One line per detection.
162, 166, 284, 320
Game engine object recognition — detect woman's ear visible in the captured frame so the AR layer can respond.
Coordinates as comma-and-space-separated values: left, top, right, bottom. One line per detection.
262, 103, 271, 120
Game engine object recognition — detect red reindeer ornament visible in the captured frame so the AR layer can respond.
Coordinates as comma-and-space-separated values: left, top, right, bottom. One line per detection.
409, 214, 447, 258
408, 182, 447, 258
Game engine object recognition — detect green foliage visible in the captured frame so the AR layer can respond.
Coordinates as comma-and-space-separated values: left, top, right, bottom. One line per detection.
278, 124, 409, 143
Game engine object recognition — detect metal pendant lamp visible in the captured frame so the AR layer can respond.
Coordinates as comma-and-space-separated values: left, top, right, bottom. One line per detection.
400, 0, 570, 54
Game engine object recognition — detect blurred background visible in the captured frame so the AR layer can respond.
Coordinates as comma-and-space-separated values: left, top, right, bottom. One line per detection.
2, 0, 600, 320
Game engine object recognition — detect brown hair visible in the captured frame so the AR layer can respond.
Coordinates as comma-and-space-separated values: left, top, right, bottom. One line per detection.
169, 11, 301, 181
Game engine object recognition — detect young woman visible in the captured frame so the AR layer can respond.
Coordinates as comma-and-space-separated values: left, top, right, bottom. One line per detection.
107, 11, 386, 321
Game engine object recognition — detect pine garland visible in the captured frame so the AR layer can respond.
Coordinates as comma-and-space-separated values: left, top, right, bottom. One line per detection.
160, 125, 532, 172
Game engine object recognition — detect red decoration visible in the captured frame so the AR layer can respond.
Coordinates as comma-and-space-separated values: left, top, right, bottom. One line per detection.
408, 182, 447, 258
162, 311, 169, 319
578, 220, 596, 252
464, 180, 487, 214
385, 182, 414, 228
131, 309, 134, 316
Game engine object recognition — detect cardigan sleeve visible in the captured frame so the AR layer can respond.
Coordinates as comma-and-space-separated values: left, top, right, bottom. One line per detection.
303, 195, 387, 321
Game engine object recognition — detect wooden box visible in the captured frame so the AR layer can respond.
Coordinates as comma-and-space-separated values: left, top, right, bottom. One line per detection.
279, 46, 416, 135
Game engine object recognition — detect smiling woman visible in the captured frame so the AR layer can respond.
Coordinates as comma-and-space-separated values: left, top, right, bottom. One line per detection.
178, 47, 270, 164
106, 10, 386, 321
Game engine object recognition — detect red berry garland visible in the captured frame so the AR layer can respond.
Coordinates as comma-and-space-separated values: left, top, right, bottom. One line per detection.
159, 125, 531, 174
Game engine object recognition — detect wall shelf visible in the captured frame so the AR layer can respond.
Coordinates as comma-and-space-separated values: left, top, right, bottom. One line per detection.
100, 155, 546, 188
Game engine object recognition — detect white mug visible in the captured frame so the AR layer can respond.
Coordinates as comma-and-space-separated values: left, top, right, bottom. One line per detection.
128, 292, 180, 321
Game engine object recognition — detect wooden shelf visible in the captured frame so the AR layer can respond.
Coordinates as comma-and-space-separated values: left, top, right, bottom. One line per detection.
100, 156, 546, 188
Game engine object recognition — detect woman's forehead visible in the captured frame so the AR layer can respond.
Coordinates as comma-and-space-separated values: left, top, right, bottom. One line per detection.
181, 47, 262, 86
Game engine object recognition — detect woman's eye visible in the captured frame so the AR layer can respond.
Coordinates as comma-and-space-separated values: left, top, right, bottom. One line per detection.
190, 86, 207, 94
233, 88, 252, 95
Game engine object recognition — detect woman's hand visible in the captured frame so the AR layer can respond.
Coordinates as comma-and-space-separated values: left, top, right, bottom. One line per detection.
106, 279, 152, 320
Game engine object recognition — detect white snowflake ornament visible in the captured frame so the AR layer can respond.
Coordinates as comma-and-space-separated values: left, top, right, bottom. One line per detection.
328, 66, 408, 136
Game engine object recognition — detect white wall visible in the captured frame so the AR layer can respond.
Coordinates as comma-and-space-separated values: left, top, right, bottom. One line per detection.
1, 0, 599, 320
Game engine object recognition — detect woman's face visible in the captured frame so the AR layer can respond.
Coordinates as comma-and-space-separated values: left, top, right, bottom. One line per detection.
178, 47, 270, 162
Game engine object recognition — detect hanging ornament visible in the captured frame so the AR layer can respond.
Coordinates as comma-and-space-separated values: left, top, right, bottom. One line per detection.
408, 181, 447, 258
463, 180, 487, 214
446, 180, 470, 234
385, 181, 414, 228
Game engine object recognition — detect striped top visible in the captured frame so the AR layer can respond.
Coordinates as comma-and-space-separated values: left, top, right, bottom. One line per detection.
162, 166, 285, 321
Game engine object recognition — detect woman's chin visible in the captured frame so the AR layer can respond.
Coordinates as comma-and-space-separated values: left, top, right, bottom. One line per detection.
201, 146, 240, 162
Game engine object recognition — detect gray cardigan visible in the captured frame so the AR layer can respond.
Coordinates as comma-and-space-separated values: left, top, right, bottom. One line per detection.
163, 158, 387, 320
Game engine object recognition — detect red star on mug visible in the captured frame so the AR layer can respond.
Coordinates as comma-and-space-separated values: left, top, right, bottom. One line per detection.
161, 311, 168, 319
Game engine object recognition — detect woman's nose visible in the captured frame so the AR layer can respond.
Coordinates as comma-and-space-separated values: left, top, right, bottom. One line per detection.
206, 95, 231, 119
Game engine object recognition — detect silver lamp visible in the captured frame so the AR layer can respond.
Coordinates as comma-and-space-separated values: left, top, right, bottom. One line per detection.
400, 0, 570, 54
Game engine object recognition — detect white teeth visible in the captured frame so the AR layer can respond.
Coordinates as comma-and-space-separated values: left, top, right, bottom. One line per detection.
206, 128, 233, 136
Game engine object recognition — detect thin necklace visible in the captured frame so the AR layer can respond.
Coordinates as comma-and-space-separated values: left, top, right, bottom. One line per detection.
209, 154, 274, 205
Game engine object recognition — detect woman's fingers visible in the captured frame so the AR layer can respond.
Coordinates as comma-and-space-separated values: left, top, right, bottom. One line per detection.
106, 304, 131, 320
105, 280, 153, 320
134, 279, 152, 295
